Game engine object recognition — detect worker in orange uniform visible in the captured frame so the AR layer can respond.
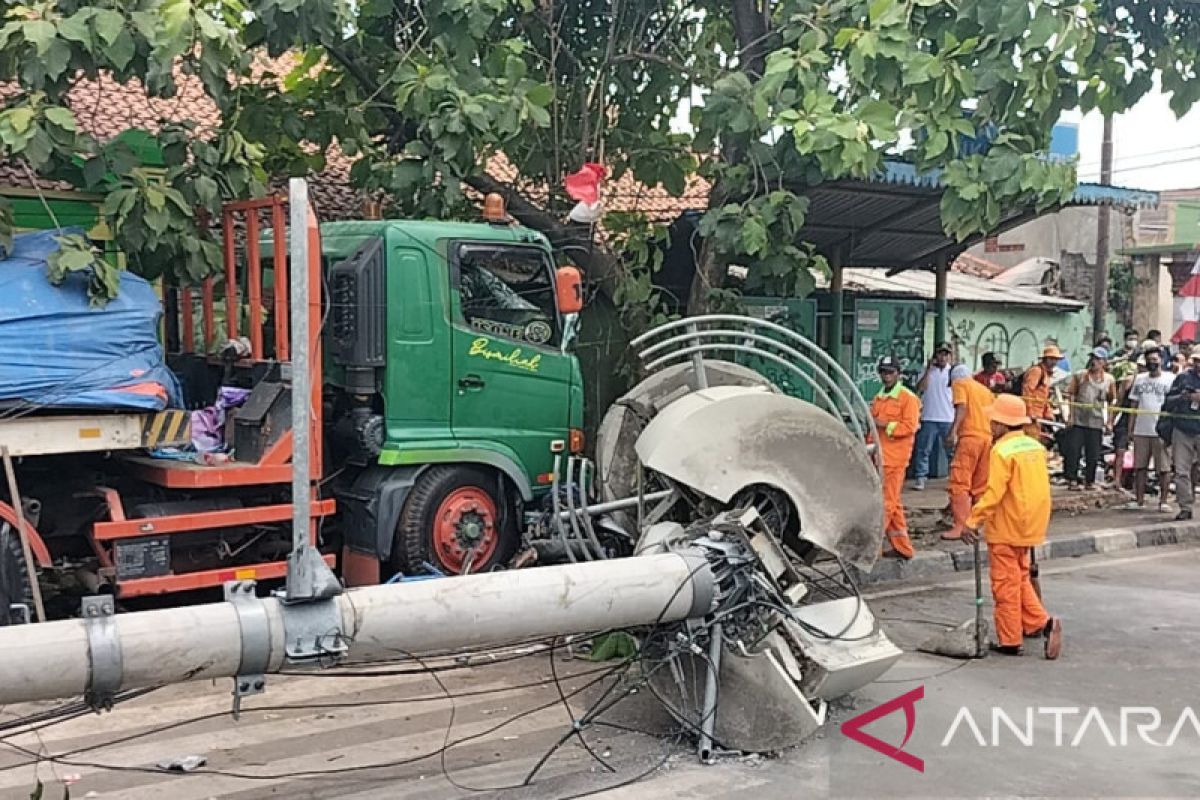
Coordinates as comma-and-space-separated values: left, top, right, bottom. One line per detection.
1021, 345, 1062, 440
962, 394, 1064, 659
871, 356, 921, 559
941, 364, 994, 541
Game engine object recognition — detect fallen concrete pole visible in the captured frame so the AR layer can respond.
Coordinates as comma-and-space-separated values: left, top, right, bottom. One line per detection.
0, 552, 714, 706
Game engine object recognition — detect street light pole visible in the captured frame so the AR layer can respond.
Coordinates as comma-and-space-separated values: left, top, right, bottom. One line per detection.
1092, 113, 1114, 339
0, 553, 714, 706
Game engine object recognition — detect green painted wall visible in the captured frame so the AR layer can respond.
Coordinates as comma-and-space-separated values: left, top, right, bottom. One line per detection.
935, 302, 1121, 372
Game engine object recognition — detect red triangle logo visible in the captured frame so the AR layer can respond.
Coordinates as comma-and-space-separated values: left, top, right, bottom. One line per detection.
840, 685, 925, 772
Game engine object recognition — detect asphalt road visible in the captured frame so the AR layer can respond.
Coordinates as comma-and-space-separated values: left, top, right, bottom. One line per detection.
0, 544, 1196, 799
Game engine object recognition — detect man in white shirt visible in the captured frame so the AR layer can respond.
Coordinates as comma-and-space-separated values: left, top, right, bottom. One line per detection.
913, 342, 955, 490
1127, 347, 1175, 511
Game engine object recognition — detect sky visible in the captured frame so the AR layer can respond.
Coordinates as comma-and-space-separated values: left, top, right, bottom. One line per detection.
1072, 88, 1200, 192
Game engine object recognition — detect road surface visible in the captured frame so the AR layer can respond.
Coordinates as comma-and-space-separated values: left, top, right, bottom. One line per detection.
0, 544, 1196, 799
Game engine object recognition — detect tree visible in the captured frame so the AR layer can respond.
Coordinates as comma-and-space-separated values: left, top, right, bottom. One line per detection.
0, 0, 1197, 310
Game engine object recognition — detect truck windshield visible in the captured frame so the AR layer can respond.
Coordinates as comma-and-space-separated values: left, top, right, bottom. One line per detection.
455, 244, 559, 347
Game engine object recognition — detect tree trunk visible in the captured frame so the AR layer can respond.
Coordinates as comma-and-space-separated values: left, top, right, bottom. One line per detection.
686, 0, 771, 314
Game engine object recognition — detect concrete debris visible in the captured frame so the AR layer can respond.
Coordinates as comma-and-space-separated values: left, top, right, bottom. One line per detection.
917, 619, 992, 659
156, 755, 207, 772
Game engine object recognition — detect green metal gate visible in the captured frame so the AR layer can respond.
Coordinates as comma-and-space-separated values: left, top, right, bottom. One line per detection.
740, 297, 818, 400
851, 297, 926, 398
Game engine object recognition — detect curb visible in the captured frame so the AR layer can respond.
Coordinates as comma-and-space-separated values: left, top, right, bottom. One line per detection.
857, 521, 1200, 585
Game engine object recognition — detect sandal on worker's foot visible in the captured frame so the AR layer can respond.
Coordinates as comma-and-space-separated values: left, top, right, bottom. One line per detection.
1043, 618, 1063, 661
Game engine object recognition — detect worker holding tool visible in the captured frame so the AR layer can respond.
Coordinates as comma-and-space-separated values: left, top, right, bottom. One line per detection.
962, 394, 1064, 660
941, 364, 994, 541
871, 356, 921, 559
1021, 345, 1061, 440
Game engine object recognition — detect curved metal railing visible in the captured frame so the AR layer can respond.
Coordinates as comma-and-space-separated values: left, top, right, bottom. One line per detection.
630, 314, 876, 448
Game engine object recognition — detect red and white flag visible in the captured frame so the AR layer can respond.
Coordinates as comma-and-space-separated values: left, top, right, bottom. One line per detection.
564, 162, 607, 223
1172, 251, 1200, 343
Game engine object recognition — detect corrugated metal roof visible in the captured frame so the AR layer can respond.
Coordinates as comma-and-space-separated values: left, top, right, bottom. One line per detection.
873, 161, 1158, 209
815, 267, 1086, 310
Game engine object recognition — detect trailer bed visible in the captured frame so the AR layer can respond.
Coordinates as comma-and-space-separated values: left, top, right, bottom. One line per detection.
0, 409, 190, 457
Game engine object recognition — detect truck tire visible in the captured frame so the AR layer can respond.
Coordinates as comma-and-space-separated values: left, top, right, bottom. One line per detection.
0, 521, 33, 626
392, 466, 517, 577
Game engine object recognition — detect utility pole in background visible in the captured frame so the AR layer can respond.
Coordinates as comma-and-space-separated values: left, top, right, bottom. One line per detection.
1092, 113, 1114, 339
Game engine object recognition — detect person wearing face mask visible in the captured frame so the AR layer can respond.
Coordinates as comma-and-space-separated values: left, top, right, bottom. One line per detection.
1125, 348, 1175, 511
1114, 330, 1140, 361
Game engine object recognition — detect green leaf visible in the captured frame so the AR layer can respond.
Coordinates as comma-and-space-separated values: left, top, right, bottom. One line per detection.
82, 157, 108, 188
925, 130, 949, 158
58, 9, 97, 47
22, 20, 56, 54
94, 10, 125, 46
104, 30, 136, 70
525, 83, 553, 107
833, 28, 858, 50
504, 54, 526, 81
1025, 7, 1058, 50
7, 108, 35, 135
43, 107, 76, 131
740, 218, 768, 256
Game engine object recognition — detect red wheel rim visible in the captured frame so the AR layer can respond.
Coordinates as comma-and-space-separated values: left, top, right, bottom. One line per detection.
432, 487, 498, 573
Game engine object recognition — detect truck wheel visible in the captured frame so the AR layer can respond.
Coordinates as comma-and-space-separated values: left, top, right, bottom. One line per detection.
0, 521, 33, 626
393, 466, 517, 576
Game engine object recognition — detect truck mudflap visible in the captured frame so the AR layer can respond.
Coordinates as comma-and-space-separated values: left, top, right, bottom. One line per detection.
337, 465, 427, 561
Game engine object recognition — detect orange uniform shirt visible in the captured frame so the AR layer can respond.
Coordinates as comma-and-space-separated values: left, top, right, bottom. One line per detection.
965, 431, 1051, 547
870, 384, 921, 467
1022, 365, 1053, 421
952, 377, 994, 440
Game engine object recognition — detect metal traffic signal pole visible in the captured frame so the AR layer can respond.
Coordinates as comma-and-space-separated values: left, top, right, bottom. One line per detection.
0, 552, 713, 706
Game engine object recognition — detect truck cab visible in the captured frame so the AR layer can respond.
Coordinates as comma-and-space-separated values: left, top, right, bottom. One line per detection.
319, 216, 585, 581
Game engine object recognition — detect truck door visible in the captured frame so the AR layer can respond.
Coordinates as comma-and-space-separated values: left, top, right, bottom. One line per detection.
448, 242, 575, 486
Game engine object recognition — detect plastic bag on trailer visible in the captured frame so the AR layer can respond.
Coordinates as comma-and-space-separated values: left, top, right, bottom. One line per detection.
0, 229, 181, 411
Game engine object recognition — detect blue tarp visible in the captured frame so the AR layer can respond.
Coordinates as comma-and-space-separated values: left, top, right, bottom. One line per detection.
0, 230, 181, 410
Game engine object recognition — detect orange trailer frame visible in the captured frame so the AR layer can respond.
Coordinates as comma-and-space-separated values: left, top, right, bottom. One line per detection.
91, 194, 334, 598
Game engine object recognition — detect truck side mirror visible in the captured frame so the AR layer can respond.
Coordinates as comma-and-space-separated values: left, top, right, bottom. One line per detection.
556, 266, 584, 315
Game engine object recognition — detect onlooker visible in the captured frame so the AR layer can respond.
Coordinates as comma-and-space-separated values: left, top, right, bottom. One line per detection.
1022, 345, 1062, 439
974, 352, 1008, 392
1114, 330, 1140, 361
1043, 337, 1070, 373
1062, 347, 1116, 490
1178, 339, 1195, 360
1166, 353, 1200, 521
1126, 348, 1174, 511
1147, 329, 1163, 347
1110, 361, 1138, 494
1096, 335, 1114, 352
1171, 352, 1187, 374
912, 342, 955, 491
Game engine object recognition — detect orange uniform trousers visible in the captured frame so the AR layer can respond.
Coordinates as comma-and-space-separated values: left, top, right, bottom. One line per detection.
989, 543, 1049, 647
883, 464, 908, 534
945, 435, 991, 537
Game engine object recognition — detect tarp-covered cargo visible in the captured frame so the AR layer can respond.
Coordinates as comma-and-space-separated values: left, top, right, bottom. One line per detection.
0, 230, 180, 410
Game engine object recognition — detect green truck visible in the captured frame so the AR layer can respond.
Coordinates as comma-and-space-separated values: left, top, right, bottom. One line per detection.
317, 217, 586, 582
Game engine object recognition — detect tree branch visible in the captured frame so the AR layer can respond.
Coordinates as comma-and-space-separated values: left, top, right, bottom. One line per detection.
463, 173, 617, 285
